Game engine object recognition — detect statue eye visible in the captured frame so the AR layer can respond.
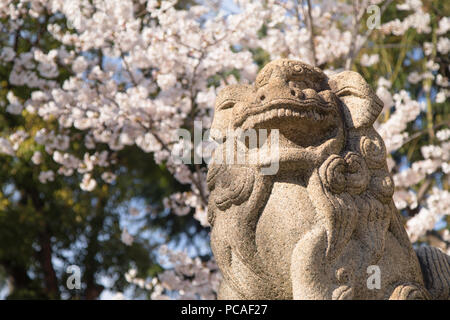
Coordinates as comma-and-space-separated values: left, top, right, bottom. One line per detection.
217, 100, 235, 110
334, 86, 364, 99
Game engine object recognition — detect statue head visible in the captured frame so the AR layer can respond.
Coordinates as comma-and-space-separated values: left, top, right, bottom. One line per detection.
207, 60, 391, 244
210, 59, 383, 171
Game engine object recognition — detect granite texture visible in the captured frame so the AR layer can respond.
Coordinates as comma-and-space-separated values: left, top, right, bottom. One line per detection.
207, 59, 450, 300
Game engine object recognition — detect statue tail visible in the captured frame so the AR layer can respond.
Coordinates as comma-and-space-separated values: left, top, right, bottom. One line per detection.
415, 246, 450, 300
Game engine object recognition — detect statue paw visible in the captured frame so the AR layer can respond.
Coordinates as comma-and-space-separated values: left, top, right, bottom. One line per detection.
389, 283, 431, 300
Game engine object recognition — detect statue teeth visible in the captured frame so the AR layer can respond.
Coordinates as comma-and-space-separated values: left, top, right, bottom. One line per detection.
260, 113, 265, 121
242, 121, 249, 131
286, 109, 292, 116
293, 111, 300, 117
247, 118, 255, 129
313, 111, 319, 120
278, 109, 285, 117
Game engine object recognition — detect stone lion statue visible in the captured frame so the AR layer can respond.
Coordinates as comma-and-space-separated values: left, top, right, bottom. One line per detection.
206, 59, 450, 300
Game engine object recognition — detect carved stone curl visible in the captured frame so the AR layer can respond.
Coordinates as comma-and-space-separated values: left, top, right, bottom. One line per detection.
319, 152, 369, 195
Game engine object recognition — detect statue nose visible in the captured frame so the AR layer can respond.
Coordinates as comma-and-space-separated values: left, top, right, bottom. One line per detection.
256, 84, 306, 103
289, 88, 305, 100
302, 88, 320, 100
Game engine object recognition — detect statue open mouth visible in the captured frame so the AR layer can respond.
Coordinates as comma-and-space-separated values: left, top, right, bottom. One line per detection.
235, 98, 333, 131
234, 97, 341, 149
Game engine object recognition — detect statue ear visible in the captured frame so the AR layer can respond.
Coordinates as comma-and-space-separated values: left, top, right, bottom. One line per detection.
328, 71, 383, 129
211, 84, 252, 141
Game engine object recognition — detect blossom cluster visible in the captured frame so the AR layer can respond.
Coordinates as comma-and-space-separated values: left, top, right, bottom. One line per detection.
124, 245, 221, 300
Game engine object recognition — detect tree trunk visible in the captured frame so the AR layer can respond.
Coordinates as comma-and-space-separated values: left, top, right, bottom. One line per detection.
37, 229, 59, 298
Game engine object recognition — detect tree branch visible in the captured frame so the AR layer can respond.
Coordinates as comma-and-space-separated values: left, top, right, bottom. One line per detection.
345, 0, 394, 70
302, 0, 317, 66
